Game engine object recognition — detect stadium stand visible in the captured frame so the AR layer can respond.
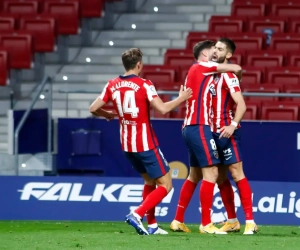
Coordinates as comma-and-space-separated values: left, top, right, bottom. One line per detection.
0, 0, 300, 156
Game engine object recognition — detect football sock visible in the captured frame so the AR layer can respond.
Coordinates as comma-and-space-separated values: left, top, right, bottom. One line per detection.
143, 184, 157, 225
200, 180, 215, 226
218, 178, 237, 220
237, 178, 254, 220
174, 180, 197, 223
135, 186, 168, 218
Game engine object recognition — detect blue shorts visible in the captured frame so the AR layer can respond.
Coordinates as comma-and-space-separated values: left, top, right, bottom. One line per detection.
212, 129, 243, 165
124, 147, 170, 179
182, 125, 221, 168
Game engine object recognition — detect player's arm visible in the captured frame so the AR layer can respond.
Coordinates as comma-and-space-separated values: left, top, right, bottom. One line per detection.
151, 85, 192, 115
89, 83, 117, 121
231, 91, 246, 125
200, 62, 242, 80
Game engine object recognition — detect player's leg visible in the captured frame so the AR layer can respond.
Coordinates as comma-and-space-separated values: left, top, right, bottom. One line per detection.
217, 165, 240, 232
213, 132, 240, 232
140, 173, 157, 228
130, 147, 171, 235
187, 125, 226, 234
170, 151, 202, 232
170, 127, 203, 232
225, 129, 258, 234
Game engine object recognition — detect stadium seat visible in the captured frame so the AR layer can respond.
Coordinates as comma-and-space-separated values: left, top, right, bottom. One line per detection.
170, 104, 186, 119
79, 0, 103, 17
248, 17, 286, 33
288, 55, 300, 67
3, 1, 39, 15
246, 52, 284, 67
271, 3, 300, 17
155, 82, 181, 91
186, 32, 225, 49
241, 67, 263, 84
20, 15, 56, 52
243, 101, 260, 120
289, 18, 300, 33
242, 84, 281, 102
209, 16, 245, 33
270, 33, 300, 51
226, 33, 266, 50
261, 103, 299, 121
164, 49, 194, 67
141, 65, 178, 83
0, 16, 15, 32
229, 53, 243, 65
231, 2, 266, 16
284, 85, 300, 102
179, 65, 190, 82
0, 50, 9, 86
0, 32, 33, 69
266, 67, 300, 84
43, 1, 79, 35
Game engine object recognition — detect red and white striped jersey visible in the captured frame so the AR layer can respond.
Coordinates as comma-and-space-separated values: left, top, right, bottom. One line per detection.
99, 74, 159, 152
183, 61, 219, 127
211, 72, 241, 133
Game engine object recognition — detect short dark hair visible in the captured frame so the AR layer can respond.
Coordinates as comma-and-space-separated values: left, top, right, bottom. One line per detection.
218, 38, 236, 53
122, 48, 143, 71
193, 40, 216, 60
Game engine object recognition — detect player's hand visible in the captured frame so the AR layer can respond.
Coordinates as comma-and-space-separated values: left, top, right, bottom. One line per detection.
219, 125, 235, 139
179, 85, 193, 100
105, 111, 117, 121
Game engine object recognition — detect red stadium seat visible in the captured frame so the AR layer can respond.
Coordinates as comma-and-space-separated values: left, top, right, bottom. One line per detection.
283, 84, 300, 102
179, 65, 190, 82
79, 0, 103, 17
261, 103, 299, 121
289, 18, 300, 33
171, 105, 186, 119
164, 49, 194, 67
246, 52, 284, 67
243, 101, 260, 120
209, 16, 245, 33
230, 53, 243, 65
226, 33, 266, 50
141, 65, 178, 83
231, 2, 266, 16
0, 50, 9, 86
266, 67, 300, 85
0, 32, 33, 69
271, 3, 300, 17
241, 67, 263, 84
155, 82, 181, 91
248, 17, 286, 33
43, 1, 79, 35
288, 55, 300, 67
242, 84, 281, 102
186, 32, 225, 49
3, 1, 38, 15
0, 16, 15, 32
270, 33, 300, 51
20, 15, 56, 52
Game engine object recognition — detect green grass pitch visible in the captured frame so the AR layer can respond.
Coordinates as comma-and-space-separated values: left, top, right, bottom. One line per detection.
0, 221, 299, 250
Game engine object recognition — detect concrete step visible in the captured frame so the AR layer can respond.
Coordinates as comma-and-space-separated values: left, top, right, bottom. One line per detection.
145, 0, 227, 5
0, 134, 7, 143
0, 143, 8, 153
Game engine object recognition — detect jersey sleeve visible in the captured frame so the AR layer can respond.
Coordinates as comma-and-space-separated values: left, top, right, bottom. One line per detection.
223, 72, 241, 93
143, 80, 158, 102
98, 82, 111, 103
198, 61, 219, 75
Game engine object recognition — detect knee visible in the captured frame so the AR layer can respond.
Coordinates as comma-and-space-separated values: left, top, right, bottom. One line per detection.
144, 179, 156, 186
229, 163, 245, 182
187, 168, 203, 183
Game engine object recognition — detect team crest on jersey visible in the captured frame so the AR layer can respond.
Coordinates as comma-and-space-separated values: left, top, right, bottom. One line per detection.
214, 76, 220, 84
209, 84, 216, 96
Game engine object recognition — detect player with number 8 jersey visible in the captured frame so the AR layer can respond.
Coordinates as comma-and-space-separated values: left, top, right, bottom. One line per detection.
89, 48, 192, 236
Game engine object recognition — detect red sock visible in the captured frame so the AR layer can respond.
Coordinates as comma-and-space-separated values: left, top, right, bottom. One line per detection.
200, 180, 215, 226
174, 180, 197, 223
135, 186, 168, 218
218, 178, 236, 220
236, 178, 254, 220
143, 184, 156, 225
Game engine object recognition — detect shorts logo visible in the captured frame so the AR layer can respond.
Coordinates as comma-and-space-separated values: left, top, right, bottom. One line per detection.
213, 151, 219, 159
223, 148, 233, 159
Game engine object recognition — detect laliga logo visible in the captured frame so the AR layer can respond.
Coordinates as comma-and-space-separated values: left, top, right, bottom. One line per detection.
199, 185, 241, 223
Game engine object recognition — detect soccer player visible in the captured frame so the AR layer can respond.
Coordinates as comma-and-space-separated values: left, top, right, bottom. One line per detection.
210, 38, 258, 234
170, 40, 242, 234
89, 48, 192, 235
